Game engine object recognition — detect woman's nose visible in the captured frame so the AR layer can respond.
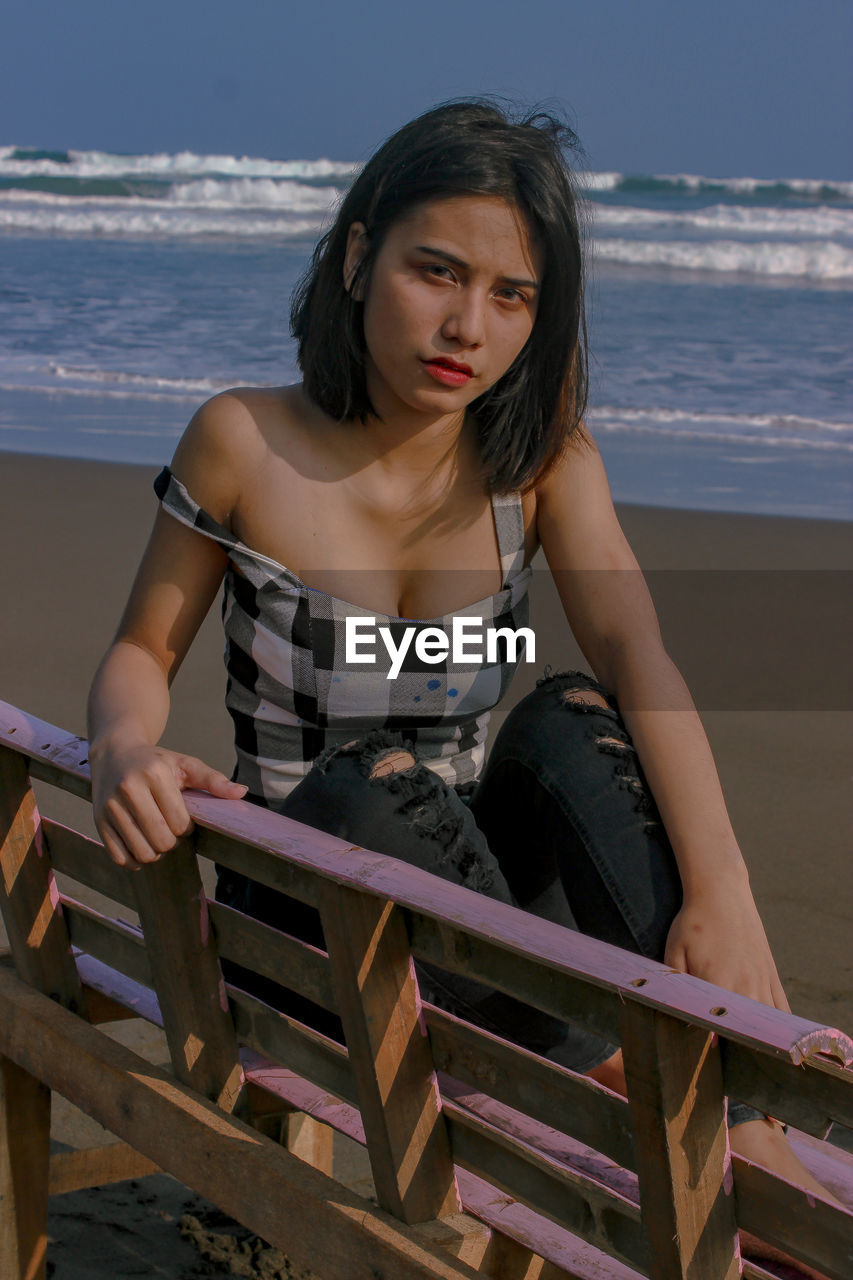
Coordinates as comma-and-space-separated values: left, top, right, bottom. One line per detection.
441, 290, 486, 349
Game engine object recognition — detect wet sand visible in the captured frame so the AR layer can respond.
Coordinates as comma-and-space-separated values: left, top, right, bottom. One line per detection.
1, 451, 850, 1277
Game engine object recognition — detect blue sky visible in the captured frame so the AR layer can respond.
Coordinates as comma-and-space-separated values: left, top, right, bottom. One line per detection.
3, 0, 851, 178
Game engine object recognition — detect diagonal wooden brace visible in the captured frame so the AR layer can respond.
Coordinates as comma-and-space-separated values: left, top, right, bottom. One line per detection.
621, 1000, 740, 1279
320, 880, 460, 1224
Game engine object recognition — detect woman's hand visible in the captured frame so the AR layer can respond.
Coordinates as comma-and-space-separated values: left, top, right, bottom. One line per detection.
664, 877, 790, 1013
91, 736, 247, 869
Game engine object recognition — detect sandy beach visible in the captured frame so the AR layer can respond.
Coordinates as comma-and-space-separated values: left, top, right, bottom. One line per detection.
1, 451, 851, 1277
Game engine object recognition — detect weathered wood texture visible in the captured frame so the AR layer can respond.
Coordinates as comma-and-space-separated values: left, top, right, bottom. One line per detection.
4, 704, 852, 1069
57, 956, 853, 1280
443, 1100, 645, 1270
48, 1143, 161, 1195
130, 838, 248, 1115
233, 1050, 652, 1280
0, 968, 486, 1280
3, 702, 853, 1280
320, 880, 460, 1223
210, 898, 334, 1009
723, 1038, 853, 1135
61, 897, 151, 987
277, 1110, 335, 1176
427, 1005, 635, 1171
733, 1155, 853, 1280
1, 1055, 51, 1280
0, 747, 85, 1013
45, 818, 136, 911
621, 1001, 740, 1278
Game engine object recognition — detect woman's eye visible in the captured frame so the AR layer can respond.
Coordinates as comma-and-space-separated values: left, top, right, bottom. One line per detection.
423, 263, 454, 280
496, 287, 527, 306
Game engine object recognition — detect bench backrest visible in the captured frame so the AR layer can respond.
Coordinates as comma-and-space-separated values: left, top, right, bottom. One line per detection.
1, 700, 852, 1279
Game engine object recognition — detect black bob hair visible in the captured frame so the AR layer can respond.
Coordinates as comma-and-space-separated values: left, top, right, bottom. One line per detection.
290, 100, 589, 492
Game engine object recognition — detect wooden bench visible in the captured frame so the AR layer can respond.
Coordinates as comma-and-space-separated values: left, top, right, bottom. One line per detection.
1, 699, 852, 1280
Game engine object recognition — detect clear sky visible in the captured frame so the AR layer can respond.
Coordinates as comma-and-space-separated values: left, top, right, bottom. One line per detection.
3, 0, 851, 178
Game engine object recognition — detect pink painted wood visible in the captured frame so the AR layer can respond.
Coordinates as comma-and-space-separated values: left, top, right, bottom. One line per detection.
3, 700, 851, 1070
241, 1050, 644, 1280
75, 958, 853, 1221
71, 938, 853, 1276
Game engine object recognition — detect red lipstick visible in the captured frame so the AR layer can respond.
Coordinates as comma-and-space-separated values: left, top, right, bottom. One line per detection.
422, 357, 473, 387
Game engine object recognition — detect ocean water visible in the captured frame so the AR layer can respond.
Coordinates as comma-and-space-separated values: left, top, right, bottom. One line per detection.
1, 145, 851, 518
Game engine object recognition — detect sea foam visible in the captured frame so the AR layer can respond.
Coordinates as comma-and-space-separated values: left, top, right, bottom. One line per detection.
594, 237, 853, 281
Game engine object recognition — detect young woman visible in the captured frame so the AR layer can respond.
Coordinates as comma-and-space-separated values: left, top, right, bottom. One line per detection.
87, 101, 837, 1253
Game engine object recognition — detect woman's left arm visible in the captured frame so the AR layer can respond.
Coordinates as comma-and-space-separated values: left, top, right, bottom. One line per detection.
536, 436, 789, 1012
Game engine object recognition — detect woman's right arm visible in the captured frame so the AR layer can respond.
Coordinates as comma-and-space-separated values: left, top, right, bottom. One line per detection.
88, 395, 259, 867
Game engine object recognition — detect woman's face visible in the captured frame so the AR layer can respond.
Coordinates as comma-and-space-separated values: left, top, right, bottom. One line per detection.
346, 195, 542, 424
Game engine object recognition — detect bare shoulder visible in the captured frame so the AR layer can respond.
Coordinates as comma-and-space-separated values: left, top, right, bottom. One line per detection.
169, 384, 305, 526
533, 431, 640, 571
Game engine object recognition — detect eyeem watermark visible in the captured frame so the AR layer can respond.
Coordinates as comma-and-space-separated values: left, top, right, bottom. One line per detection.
345, 616, 536, 680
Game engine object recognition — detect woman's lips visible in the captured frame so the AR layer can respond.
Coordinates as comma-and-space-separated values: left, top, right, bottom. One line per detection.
422, 359, 473, 387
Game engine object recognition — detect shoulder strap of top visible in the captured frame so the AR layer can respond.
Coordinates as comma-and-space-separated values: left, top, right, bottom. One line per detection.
489, 490, 527, 586
154, 466, 307, 587
153, 466, 240, 551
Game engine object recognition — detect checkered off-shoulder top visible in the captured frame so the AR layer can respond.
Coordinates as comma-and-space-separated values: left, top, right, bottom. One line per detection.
154, 466, 533, 806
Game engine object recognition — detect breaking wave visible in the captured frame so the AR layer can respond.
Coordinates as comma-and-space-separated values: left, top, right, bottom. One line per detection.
2, 145, 851, 284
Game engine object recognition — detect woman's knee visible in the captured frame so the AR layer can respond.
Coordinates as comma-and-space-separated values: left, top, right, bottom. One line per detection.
314, 729, 419, 782
523, 667, 620, 721
477, 670, 682, 956
487, 667, 628, 774
280, 731, 421, 832
283, 732, 511, 900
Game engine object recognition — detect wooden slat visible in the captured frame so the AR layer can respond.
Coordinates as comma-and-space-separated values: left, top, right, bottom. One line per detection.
0, 747, 85, 1015
620, 1001, 739, 1278
49, 1143, 160, 1195
196, 825, 318, 906
228, 984, 357, 1105
733, 1155, 853, 1279
0, 712, 91, 790
1, 1055, 51, 1280
426, 1005, 635, 1172
45, 819, 136, 911
195, 776, 853, 1068
82, 988, 141, 1025
320, 881, 459, 1224
279, 1111, 334, 1176
441, 1081, 639, 1207
26, 759, 92, 803
209, 900, 334, 1009
72, 937, 635, 1210
130, 838, 247, 1115
788, 1127, 853, 1208
4, 706, 852, 1073
238, 1053, 646, 1280
61, 898, 152, 988
4, 704, 853, 1276
444, 1101, 646, 1271
0, 967, 486, 1280
73, 958, 341, 1179
411, 1214, 551, 1277
75, 952, 162, 1026
724, 1040, 853, 1135
411, 915, 626, 1046
741, 1263, 788, 1280
73, 953, 853, 1272
457, 1173, 643, 1280
193, 780, 852, 1065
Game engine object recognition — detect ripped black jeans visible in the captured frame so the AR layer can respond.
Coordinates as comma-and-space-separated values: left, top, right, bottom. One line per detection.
217, 669, 760, 1127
